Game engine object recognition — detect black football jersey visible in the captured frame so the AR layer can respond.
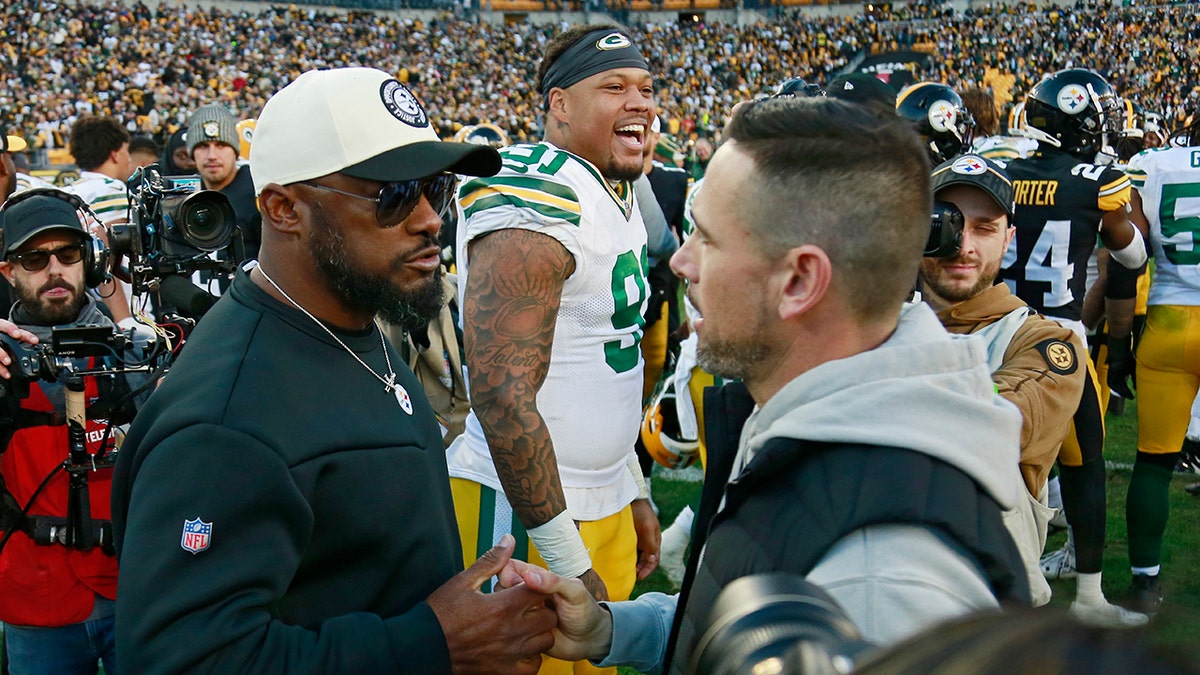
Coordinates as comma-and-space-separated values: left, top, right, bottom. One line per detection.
999, 150, 1131, 320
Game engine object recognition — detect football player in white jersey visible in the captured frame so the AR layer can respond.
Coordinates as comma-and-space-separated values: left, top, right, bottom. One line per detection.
448, 24, 657, 674
1122, 108, 1200, 615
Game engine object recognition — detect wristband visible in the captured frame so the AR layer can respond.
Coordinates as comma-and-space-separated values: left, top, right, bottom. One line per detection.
627, 455, 650, 500
527, 510, 592, 579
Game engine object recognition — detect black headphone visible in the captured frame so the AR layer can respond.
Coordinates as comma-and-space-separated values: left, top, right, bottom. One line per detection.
0, 187, 112, 288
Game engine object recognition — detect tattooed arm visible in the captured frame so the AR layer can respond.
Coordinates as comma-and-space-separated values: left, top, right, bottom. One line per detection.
463, 229, 608, 600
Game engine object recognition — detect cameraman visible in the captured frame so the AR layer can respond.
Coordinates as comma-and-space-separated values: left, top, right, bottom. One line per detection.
0, 190, 153, 675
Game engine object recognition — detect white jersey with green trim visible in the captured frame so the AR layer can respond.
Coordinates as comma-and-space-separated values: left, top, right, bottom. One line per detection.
448, 142, 649, 521
1128, 146, 1200, 306
64, 171, 130, 225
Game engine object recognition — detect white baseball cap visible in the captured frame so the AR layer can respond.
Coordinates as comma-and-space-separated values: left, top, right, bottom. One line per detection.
250, 67, 500, 194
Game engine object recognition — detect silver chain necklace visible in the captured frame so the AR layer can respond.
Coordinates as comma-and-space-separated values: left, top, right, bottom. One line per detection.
256, 263, 398, 394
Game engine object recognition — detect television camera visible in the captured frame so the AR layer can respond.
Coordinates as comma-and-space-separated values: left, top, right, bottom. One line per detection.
109, 164, 238, 297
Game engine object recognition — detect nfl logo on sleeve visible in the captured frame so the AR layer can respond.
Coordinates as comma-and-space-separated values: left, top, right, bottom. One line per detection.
181, 517, 213, 554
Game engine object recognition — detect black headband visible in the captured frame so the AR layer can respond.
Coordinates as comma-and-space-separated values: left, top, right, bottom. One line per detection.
540, 29, 649, 96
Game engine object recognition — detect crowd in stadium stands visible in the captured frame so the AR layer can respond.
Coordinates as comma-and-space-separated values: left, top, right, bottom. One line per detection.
1, 0, 1197, 166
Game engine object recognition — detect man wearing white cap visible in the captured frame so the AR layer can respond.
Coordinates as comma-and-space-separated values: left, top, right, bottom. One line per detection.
111, 67, 557, 674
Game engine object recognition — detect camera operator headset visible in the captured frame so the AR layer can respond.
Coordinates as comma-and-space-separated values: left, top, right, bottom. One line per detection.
0, 188, 164, 663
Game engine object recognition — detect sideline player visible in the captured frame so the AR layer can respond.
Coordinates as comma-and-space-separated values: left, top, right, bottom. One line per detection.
1122, 108, 1200, 614
449, 24, 659, 674
1000, 69, 1147, 614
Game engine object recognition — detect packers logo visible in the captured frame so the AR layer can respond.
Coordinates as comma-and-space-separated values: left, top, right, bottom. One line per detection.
1037, 339, 1077, 375
596, 33, 631, 51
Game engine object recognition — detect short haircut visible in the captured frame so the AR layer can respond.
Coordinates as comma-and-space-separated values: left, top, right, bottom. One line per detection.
129, 135, 159, 158
69, 116, 131, 171
536, 22, 626, 106
961, 88, 1000, 138
723, 97, 932, 322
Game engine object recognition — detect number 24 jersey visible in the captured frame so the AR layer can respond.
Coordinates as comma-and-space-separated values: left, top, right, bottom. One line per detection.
1000, 150, 1131, 321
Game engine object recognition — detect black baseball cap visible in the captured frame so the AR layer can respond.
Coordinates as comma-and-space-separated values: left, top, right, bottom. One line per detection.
826, 73, 897, 109
931, 154, 1015, 218
0, 191, 89, 256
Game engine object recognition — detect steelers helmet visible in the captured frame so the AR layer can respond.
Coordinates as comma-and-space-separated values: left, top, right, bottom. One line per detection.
1022, 68, 1120, 159
453, 122, 509, 148
895, 82, 975, 163
641, 380, 699, 470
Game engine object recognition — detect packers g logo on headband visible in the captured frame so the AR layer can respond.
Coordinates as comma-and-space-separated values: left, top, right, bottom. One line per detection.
597, 33, 631, 51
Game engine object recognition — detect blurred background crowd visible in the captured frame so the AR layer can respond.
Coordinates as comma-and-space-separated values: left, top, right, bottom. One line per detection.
2, 0, 1197, 167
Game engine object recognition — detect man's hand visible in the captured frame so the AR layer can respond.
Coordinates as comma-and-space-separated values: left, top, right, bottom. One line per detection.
427, 534, 557, 675
577, 568, 609, 602
1107, 336, 1136, 400
0, 319, 39, 380
632, 498, 661, 580
499, 558, 615, 663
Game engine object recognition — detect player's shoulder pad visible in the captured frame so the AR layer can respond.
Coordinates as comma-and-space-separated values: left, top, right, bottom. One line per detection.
1035, 338, 1078, 375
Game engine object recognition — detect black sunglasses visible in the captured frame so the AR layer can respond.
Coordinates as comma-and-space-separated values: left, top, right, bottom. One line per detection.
300, 173, 459, 228
7, 243, 85, 272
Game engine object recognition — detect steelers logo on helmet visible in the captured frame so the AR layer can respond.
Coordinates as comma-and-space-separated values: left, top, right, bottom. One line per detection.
1056, 84, 1088, 114
203, 121, 221, 139
379, 79, 428, 128
951, 155, 988, 175
928, 99, 959, 133
597, 32, 632, 51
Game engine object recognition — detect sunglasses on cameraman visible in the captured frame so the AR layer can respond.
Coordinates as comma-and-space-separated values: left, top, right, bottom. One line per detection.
6, 243, 86, 272
300, 173, 459, 228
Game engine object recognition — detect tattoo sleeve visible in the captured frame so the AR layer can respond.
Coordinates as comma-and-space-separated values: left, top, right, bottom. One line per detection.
463, 229, 575, 528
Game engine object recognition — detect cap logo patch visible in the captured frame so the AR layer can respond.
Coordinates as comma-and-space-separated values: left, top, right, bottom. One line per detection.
1057, 84, 1088, 113
181, 517, 212, 554
597, 32, 631, 50
203, 121, 220, 139
1036, 339, 1078, 374
951, 155, 987, 175
928, 99, 958, 132
380, 79, 428, 128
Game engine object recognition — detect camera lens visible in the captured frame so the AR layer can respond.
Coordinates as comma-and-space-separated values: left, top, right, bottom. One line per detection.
169, 191, 236, 252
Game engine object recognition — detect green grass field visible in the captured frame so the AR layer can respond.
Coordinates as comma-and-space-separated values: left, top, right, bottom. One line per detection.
625, 399, 1200, 673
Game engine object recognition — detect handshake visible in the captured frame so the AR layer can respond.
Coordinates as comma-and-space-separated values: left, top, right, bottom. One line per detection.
429, 534, 614, 675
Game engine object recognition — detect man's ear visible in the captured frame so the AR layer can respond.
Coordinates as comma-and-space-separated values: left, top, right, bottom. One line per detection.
0, 261, 17, 286
546, 88, 569, 125
258, 184, 305, 237
778, 244, 832, 321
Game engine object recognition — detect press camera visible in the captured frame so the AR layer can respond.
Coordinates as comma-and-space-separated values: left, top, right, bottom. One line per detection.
110, 164, 238, 294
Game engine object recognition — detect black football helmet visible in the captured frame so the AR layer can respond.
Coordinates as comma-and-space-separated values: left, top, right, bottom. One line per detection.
1022, 68, 1120, 159
895, 82, 975, 163
774, 77, 823, 99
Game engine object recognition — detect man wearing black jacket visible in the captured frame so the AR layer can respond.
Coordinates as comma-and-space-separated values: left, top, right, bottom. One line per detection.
111, 67, 556, 674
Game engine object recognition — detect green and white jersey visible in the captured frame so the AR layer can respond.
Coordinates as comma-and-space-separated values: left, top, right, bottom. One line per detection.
1128, 146, 1200, 306
448, 142, 649, 520
64, 171, 130, 225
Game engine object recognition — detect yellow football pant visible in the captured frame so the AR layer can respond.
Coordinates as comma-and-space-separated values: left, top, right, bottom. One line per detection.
1137, 305, 1200, 454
